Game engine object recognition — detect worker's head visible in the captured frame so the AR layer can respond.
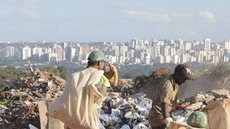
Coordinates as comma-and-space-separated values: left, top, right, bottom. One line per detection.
173, 64, 193, 85
104, 65, 111, 73
87, 50, 109, 70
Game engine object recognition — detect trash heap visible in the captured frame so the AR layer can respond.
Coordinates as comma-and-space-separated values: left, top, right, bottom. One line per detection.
132, 68, 172, 99
99, 93, 152, 129
150, 68, 172, 79
0, 68, 65, 129
172, 89, 230, 123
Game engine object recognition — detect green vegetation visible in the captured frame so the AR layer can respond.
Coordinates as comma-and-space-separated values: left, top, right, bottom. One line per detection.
43, 66, 60, 77
42, 65, 68, 79
58, 65, 68, 80
0, 66, 28, 91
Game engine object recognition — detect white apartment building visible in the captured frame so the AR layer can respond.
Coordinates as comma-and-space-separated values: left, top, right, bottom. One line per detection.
184, 42, 192, 51
224, 41, 230, 50
32, 47, 42, 56
204, 38, 211, 50
22, 46, 31, 60
5, 46, 15, 58
173, 55, 180, 64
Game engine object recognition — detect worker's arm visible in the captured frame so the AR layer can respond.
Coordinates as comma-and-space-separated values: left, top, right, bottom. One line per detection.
162, 102, 171, 119
160, 82, 174, 126
162, 102, 173, 127
95, 78, 106, 96
97, 85, 107, 96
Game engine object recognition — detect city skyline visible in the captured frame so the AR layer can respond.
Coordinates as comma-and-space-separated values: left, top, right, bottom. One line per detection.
0, 0, 230, 42
1, 38, 230, 66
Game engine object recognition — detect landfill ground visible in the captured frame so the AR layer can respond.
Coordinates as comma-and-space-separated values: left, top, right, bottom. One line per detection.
0, 66, 230, 129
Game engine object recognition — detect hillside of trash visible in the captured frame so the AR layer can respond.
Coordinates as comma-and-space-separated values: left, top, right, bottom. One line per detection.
0, 65, 230, 129
0, 68, 65, 129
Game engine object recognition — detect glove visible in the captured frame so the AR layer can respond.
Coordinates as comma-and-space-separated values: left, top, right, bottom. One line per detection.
164, 117, 173, 127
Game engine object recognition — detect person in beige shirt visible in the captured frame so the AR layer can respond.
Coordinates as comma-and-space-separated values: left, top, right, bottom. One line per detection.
148, 64, 193, 129
47, 50, 109, 129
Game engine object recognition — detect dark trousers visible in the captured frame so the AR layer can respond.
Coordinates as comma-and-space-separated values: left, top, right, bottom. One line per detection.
151, 125, 166, 129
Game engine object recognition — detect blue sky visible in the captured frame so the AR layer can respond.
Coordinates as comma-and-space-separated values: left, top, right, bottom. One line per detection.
0, 0, 229, 42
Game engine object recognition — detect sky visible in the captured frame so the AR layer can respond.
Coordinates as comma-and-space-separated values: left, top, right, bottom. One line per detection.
0, 0, 229, 42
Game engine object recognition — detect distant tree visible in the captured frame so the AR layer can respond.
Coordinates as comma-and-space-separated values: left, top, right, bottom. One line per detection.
0, 66, 28, 91
0, 66, 28, 80
58, 65, 68, 80
43, 66, 60, 77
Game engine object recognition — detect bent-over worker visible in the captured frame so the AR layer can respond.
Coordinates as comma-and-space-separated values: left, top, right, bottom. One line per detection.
148, 64, 194, 129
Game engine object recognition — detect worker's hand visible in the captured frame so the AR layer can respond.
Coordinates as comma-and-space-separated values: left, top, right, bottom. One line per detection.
176, 104, 185, 110
164, 117, 173, 127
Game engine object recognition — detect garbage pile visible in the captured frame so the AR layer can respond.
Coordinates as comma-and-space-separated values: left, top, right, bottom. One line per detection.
99, 93, 152, 129
98, 88, 230, 129
132, 68, 172, 99
172, 89, 230, 123
0, 68, 65, 129
150, 68, 172, 79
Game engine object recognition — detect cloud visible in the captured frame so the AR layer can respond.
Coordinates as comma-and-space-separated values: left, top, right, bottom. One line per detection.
127, 10, 170, 22
199, 11, 216, 23
19, 9, 41, 19
172, 13, 191, 19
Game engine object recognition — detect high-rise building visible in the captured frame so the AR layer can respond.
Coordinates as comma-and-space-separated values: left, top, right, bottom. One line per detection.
144, 53, 151, 65
163, 46, 171, 56
153, 45, 161, 57
173, 55, 180, 64
49, 53, 58, 62
165, 56, 172, 63
54, 47, 64, 61
130, 38, 138, 49
111, 45, 119, 57
184, 42, 192, 51
177, 39, 184, 49
224, 41, 230, 50
204, 38, 211, 50
22, 46, 31, 60
5, 46, 15, 58
119, 44, 128, 57
180, 54, 190, 63
14, 47, 22, 60
169, 47, 176, 56
65, 46, 76, 62
216, 49, 224, 60
190, 56, 196, 62
32, 47, 42, 56
75, 44, 83, 62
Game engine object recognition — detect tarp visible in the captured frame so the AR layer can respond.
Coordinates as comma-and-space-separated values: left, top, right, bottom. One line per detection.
203, 99, 230, 129
46, 67, 104, 129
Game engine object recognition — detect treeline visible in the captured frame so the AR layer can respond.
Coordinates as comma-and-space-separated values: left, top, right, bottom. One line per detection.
42, 65, 68, 80
0, 66, 28, 91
